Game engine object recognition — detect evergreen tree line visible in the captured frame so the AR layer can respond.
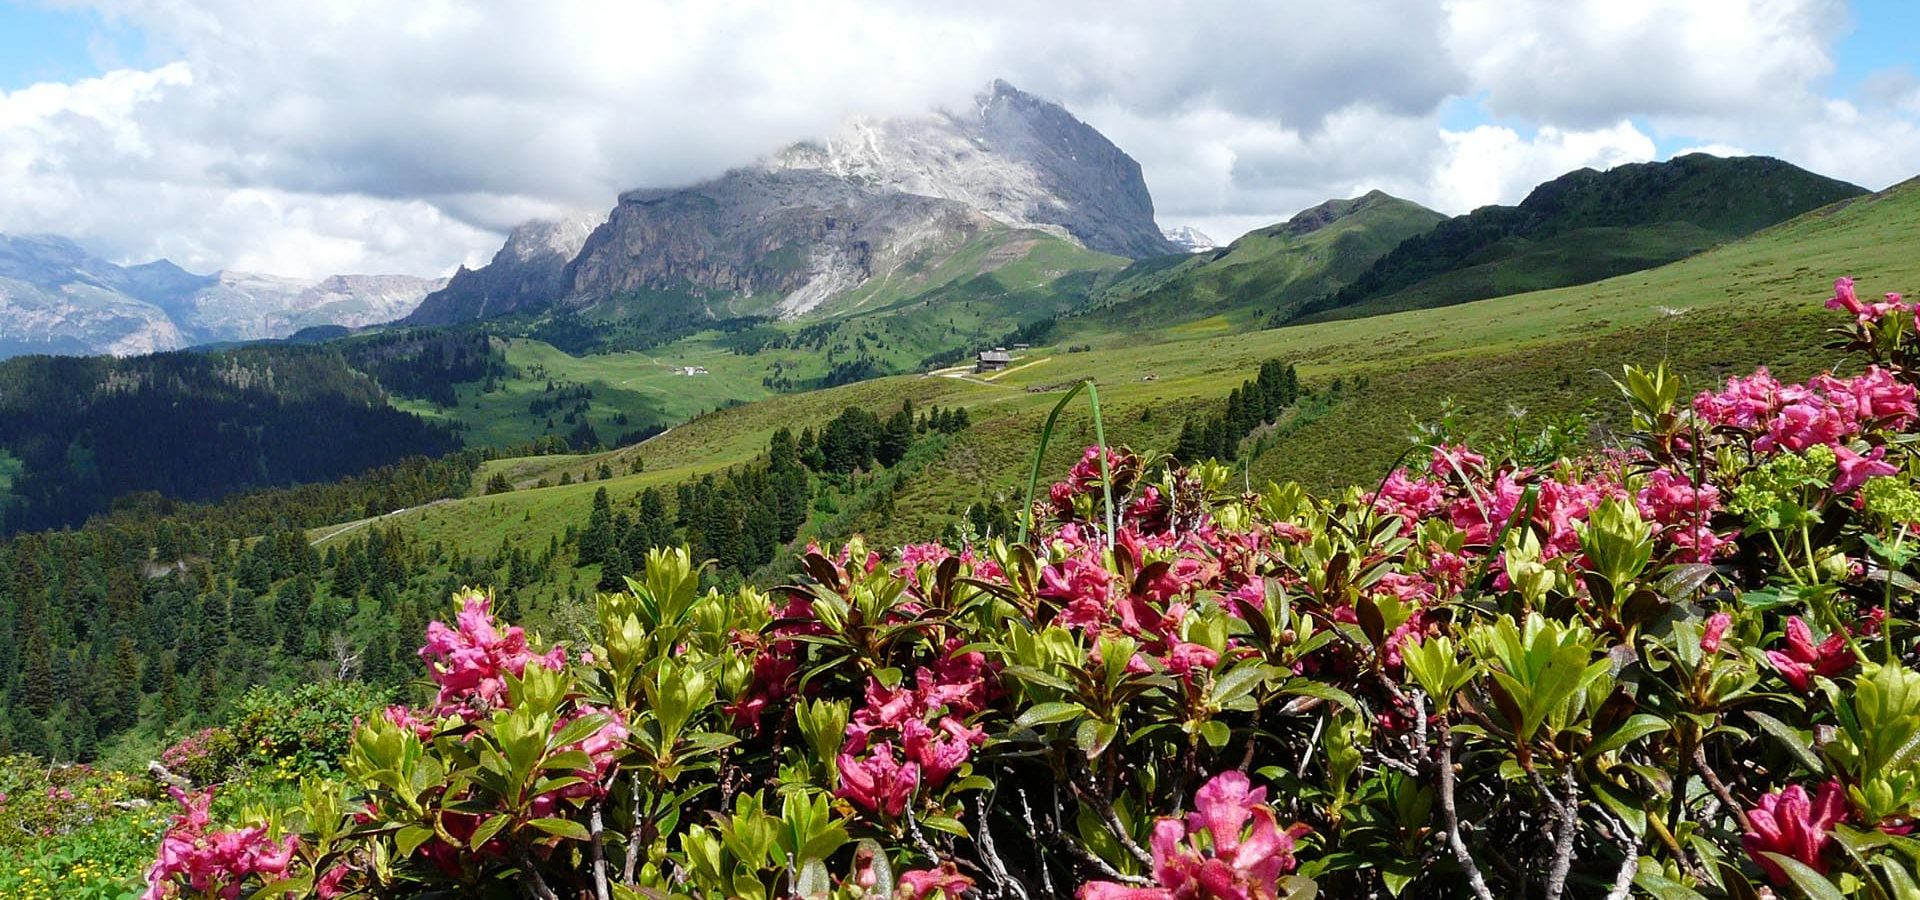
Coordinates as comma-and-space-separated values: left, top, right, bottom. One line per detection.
0, 449, 489, 760
574, 400, 972, 584
336, 329, 507, 408
0, 345, 462, 533
1172, 360, 1302, 463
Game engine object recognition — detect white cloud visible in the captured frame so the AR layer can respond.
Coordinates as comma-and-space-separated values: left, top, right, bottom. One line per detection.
1, 0, 1917, 273
1428, 121, 1660, 212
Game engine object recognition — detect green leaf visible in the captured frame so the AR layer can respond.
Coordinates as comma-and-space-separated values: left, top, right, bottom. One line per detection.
1278, 680, 1359, 711
1760, 853, 1850, 900
1875, 857, 1920, 900
1633, 866, 1709, 900
920, 814, 970, 838
1585, 713, 1669, 759
1016, 701, 1087, 729
1200, 719, 1232, 748
1211, 663, 1272, 706
527, 817, 592, 841
394, 824, 434, 856
469, 813, 510, 848
1076, 719, 1120, 758
1747, 710, 1826, 775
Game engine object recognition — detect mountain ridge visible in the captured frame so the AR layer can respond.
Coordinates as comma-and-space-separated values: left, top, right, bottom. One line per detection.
1292, 153, 1866, 323
0, 233, 446, 357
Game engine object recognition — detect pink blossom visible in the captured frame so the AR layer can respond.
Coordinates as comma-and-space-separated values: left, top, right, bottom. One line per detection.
1165, 641, 1221, 677
1701, 613, 1733, 655
1833, 444, 1899, 495
1695, 369, 1785, 431
1636, 469, 1728, 562
1827, 276, 1866, 318
381, 705, 436, 740
1744, 781, 1848, 884
1427, 444, 1488, 480
418, 593, 564, 718
141, 787, 298, 900
836, 742, 918, 818
1077, 771, 1307, 900
896, 862, 975, 899
1041, 551, 1116, 629
1828, 276, 1910, 325
902, 716, 987, 787
1765, 617, 1854, 691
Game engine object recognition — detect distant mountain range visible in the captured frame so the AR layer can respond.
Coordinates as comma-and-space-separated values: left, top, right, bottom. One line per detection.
1161, 225, 1218, 252
0, 234, 445, 358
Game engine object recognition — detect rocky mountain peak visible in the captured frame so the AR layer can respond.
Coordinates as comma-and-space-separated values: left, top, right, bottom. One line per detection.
764, 81, 1172, 259
1162, 225, 1218, 252
501, 216, 596, 265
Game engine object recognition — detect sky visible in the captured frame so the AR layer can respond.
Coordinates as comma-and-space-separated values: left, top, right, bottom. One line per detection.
1, 0, 1918, 279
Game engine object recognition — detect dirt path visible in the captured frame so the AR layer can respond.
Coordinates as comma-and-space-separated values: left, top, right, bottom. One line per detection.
309, 496, 457, 546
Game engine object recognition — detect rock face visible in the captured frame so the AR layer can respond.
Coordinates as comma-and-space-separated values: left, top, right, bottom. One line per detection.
564, 171, 994, 319
404, 216, 595, 325
1161, 225, 1217, 252
414, 80, 1173, 325
769, 80, 1172, 259
0, 233, 444, 358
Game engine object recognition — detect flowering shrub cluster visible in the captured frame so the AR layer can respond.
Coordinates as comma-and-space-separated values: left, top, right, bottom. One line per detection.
138, 277, 1920, 898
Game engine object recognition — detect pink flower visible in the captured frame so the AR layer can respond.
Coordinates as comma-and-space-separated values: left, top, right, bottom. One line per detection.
1427, 444, 1487, 480
1744, 781, 1848, 884
1701, 612, 1733, 655
1041, 551, 1116, 630
381, 705, 435, 740
417, 592, 564, 718
1765, 617, 1854, 691
1828, 276, 1909, 325
1077, 771, 1308, 900
141, 787, 299, 900
901, 717, 987, 788
836, 742, 918, 818
1827, 276, 1866, 317
1833, 444, 1898, 495
1165, 641, 1221, 677
897, 862, 975, 899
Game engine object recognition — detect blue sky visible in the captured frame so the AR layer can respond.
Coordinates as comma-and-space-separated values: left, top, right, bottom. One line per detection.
0, 2, 145, 90
2, 0, 1918, 276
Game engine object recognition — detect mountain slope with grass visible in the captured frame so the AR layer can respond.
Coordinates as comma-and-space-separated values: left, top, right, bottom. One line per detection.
1289, 153, 1866, 324
1064, 191, 1446, 337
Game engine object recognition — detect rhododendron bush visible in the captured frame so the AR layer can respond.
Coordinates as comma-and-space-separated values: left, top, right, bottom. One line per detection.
141, 279, 1920, 898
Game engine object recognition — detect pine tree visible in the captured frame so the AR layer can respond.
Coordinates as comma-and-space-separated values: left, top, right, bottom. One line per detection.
579, 488, 613, 566
362, 630, 393, 684
877, 406, 915, 467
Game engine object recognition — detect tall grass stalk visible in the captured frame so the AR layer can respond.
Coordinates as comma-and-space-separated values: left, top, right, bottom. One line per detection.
1018, 379, 1115, 550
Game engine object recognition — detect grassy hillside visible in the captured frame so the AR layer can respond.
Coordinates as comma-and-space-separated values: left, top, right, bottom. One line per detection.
1295, 154, 1866, 323
1066, 191, 1445, 337
315, 176, 1920, 568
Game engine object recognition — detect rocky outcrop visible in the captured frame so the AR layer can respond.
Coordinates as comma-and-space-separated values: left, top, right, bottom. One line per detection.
403, 216, 594, 325
563, 171, 992, 318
